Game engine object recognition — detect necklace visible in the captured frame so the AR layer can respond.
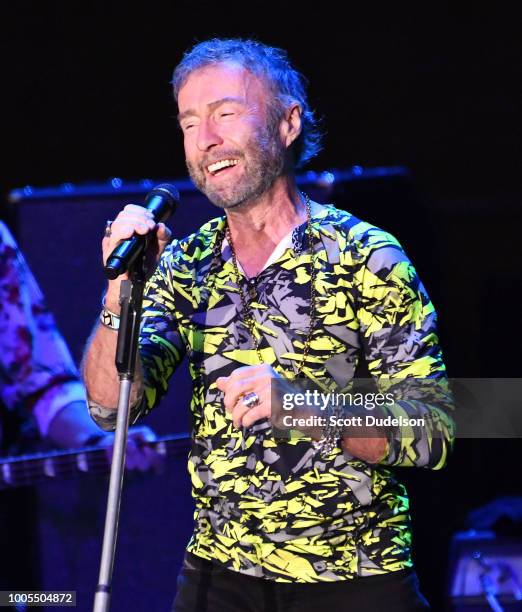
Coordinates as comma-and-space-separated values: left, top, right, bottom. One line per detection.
225, 193, 317, 378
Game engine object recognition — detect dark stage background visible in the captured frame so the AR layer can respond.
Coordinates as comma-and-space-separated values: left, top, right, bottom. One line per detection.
1, 4, 521, 611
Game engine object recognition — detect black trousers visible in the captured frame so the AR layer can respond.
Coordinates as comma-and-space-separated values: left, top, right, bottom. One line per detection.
172, 551, 430, 612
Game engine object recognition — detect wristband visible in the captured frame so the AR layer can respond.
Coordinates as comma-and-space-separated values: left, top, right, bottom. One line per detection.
100, 298, 120, 330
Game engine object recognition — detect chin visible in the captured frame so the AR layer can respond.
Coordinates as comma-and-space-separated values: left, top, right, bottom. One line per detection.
207, 194, 248, 210
203, 184, 251, 210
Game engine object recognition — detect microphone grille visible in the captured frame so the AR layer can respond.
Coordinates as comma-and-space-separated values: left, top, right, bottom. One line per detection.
152, 183, 180, 205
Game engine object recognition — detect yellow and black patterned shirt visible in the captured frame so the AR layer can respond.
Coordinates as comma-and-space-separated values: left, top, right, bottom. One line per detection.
91, 204, 454, 582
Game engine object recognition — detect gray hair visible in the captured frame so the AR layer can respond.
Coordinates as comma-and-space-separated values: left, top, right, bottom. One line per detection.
172, 38, 322, 168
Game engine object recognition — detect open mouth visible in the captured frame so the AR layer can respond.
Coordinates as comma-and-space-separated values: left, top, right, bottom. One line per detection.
206, 158, 239, 176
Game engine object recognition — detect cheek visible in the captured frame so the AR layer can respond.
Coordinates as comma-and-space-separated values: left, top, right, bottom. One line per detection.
183, 133, 193, 152
221, 120, 256, 145
183, 139, 198, 165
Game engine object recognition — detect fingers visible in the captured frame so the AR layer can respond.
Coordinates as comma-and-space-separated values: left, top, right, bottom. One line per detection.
232, 385, 271, 428
109, 204, 156, 244
221, 376, 257, 413
127, 425, 157, 443
230, 394, 254, 428
102, 205, 172, 283
123, 438, 150, 472
126, 442, 164, 473
216, 365, 269, 393
216, 376, 228, 391
100, 427, 163, 472
102, 205, 155, 267
125, 426, 163, 471
240, 405, 266, 429
218, 365, 275, 428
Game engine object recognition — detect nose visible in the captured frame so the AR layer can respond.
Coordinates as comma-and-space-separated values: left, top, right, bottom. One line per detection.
196, 118, 223, 152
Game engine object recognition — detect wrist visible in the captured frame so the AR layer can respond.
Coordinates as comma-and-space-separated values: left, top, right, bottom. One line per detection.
103, 287, 121, 314
341, 434, 389, 464
100, 295, 121, 330
340, 406, 390, 463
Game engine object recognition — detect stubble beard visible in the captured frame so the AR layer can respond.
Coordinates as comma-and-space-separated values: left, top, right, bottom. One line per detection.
186, 123, 286, 210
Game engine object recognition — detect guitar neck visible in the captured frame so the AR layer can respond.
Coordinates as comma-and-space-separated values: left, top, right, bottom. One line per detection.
0, 433, 190, 490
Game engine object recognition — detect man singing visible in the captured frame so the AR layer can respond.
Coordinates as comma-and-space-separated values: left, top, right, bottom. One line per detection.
83, 38, 454, 610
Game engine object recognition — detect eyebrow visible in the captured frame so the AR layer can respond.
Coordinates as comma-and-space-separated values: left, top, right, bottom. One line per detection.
177, 96, 246, 123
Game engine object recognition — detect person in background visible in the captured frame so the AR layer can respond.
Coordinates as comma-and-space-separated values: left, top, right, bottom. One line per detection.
0, 219, 161, 596
0, 219, 159, 464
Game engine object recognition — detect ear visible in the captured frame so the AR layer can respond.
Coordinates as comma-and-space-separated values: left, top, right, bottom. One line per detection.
279, 103, 302, 149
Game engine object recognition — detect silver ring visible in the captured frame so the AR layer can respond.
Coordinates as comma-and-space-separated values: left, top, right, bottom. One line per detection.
242, 391, 260, 410
104, 219, 113, 238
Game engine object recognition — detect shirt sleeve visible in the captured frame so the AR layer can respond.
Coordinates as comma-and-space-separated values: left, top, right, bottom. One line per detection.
0, 222, 83, 437
87, 242, 187, 431
355, 227, 455, 469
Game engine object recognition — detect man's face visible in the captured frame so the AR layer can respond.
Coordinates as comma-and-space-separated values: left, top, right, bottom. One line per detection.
177, 62, 286, 209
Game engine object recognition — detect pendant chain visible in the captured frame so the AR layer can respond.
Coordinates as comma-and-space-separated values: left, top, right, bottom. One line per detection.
225, 193, 317, 378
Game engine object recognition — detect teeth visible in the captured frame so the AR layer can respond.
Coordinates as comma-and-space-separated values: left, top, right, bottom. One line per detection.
207, 159, 239, 174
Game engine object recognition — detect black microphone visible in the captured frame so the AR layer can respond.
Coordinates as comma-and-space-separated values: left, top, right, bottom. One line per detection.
104, 183, 180, 280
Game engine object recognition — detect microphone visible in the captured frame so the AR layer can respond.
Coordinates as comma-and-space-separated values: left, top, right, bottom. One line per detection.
104, 183, 180, 280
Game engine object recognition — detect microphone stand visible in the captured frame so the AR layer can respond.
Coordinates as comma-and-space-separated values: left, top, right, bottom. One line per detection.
93, 250, 147, 612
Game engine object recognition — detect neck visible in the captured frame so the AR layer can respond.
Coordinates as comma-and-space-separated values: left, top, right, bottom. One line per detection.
225, 176, 306, 252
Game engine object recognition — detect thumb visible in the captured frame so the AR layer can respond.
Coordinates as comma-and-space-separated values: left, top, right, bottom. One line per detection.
156, 222, 172, 248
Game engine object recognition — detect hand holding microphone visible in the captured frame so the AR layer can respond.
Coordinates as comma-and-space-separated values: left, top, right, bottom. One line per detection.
102, 184, 179, 310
